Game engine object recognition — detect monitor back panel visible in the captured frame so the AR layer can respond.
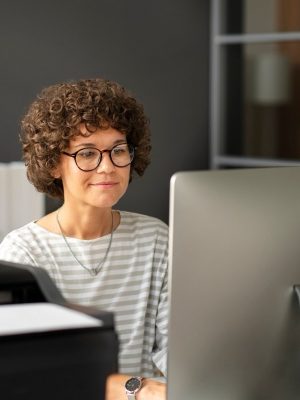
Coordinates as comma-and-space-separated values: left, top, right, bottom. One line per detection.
168, 167, 300, 400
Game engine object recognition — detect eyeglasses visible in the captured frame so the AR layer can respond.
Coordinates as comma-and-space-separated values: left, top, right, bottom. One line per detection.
62, 143, 135, 171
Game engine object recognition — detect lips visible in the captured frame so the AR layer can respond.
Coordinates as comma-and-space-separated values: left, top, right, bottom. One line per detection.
90, 181, 118, 187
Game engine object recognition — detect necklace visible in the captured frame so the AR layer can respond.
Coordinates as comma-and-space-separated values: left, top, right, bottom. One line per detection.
56, 209, 114, 277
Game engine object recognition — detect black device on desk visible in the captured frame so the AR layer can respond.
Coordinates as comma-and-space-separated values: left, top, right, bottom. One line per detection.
0, 260, 118, 400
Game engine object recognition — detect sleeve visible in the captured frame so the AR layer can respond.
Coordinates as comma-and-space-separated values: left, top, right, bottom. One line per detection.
0, 234, 37, 266
151, 226, 169, 378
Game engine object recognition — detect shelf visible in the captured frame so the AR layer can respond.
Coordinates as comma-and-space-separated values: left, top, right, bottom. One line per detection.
210, 1, 300, 170
215, 31, 300, 45
212, 156, 300, 168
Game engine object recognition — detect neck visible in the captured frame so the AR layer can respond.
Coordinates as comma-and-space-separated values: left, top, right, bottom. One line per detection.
56, 206, 114, 240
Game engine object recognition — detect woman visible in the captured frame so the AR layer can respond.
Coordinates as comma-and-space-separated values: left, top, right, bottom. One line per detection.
0, 79, 168, 399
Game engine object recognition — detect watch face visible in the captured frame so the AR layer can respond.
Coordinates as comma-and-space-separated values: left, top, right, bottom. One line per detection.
125, 377, 141, 393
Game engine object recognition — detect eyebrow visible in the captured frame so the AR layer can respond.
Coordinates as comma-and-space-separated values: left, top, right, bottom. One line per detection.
72, 139, 127, 149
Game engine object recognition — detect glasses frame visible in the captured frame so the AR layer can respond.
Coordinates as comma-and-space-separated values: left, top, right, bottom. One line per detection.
62, 142, 135, 172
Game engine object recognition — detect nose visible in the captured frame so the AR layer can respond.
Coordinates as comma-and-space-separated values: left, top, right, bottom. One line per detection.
96, 151, 115, 173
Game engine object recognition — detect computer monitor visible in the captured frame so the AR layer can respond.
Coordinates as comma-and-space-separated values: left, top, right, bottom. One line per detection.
167, 167, 300, 400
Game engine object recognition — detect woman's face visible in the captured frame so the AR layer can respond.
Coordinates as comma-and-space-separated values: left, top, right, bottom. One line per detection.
56, 126, 131, 210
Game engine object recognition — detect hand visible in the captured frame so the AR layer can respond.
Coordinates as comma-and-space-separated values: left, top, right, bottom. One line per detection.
136, 378, 166, 400
105, 374, 166, 400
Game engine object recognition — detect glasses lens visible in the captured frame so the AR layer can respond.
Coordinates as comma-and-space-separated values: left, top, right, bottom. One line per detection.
76, 148, 101, 171
111, 143, 134, 167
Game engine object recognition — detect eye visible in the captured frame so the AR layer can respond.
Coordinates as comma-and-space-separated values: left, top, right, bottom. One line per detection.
77, 148, 99, 159
112, 144, 128, 156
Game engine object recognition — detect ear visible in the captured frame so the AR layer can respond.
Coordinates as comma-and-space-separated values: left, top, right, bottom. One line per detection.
51, 167, 61, 179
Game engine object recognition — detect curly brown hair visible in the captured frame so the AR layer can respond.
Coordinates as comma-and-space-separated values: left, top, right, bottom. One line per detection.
20, 78, 151, 199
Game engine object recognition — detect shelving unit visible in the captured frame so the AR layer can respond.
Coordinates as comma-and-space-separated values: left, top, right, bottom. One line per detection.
210, 0, 300, 169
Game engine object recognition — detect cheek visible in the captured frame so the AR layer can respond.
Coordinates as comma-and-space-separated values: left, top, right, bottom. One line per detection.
117, 169, 130, 195
122, 168, 131, 185
60, 163, 88, 190
61, 154, 85, 177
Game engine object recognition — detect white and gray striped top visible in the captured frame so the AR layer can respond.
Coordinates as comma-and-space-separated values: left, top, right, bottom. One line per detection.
0, 211, 169, 377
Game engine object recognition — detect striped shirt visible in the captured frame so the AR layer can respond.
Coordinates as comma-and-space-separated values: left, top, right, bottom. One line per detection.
0, 211, 169, 377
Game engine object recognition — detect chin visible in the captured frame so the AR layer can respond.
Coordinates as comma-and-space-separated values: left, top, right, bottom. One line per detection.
89, 196, 121, 209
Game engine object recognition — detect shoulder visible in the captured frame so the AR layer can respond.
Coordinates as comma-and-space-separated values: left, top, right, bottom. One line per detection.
119, 211, 168, 236
1, 222, 36, 241
0, 222, 42, 264
118, 212, 169, 274
0, 222, 47, 250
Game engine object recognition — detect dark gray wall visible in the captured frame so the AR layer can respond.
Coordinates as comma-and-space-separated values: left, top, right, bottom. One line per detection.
0, 0, 210, 223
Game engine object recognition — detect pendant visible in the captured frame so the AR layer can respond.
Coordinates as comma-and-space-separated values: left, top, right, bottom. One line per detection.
91, 268, 98, 276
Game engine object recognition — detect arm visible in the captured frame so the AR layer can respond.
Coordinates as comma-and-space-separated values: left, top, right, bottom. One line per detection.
151, 242, 169, 376
106, 374, 166, 400
106, 237, 168, 399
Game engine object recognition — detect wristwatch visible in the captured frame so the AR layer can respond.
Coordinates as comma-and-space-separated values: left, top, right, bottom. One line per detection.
125, 376, 143, 399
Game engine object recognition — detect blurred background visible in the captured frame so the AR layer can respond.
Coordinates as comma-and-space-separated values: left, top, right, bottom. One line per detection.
1, 0, 300, 235
211, 0, 300, 170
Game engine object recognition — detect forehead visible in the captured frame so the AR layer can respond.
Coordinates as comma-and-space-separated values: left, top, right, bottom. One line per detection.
69, 125, 126, 148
